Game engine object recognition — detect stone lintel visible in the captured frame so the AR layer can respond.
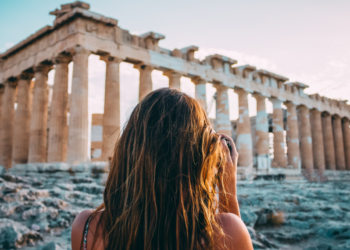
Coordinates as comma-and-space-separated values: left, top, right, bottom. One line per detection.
253, 69, 289, 82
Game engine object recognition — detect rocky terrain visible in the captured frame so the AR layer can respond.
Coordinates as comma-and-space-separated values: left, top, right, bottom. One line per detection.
0, 163, 349, 250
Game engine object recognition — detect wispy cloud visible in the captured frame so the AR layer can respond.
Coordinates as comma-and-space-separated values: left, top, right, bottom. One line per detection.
0, 42, 14, 53
287, 58, 350, 100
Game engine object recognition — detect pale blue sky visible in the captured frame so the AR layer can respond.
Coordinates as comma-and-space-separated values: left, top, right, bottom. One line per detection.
1, 0, 349, 120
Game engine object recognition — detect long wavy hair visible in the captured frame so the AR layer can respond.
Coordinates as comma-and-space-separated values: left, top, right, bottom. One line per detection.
93, 88, 228, 250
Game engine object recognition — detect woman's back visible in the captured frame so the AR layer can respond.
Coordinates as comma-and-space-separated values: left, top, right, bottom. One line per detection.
71, 88, 253, 250
72, 210, 252, 250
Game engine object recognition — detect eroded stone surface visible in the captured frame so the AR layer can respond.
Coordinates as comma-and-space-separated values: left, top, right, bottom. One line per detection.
1, 165, 349, 249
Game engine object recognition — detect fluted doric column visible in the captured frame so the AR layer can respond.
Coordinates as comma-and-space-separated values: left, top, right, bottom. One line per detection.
135, 64, 153, 101
192, 77, 207, 112
12, 72, 33, 164
310, 109, 325, 172
214, 84, 231, 136
285, 102, 300, 169
67, 46, 90, 163
322, 113, 336, 170
100, 56, 122, 161
47, 54, 71, 162
164, 71, 181, 91
0, 78, 18, 168
270, 98, 287, 167
28, 64, 51, 163
0, 85, 4, 148
235, 89, 253, 167
342, 118, 350, 170
298, 105, 314, 174
333, 115, 346, 170
253, 94, 270, 169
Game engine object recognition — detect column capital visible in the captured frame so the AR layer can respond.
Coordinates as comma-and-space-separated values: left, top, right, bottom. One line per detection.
53, 54, 72, 64
133, 63, 154, 72
310, 108, 321, 115
100, 55, 123, 64
252, 93, 267, 100
297, 104, 309, 111
34, 64, 53, 74
5, 77, 19, 88
69, 45, 91, 56
191, 77, 206, 85
213, 83, 228, 91
19, 71, 34, 81
332, 114, 341, 120
163, 70, 181, 78
233, 88, 247, 95
270, 97, 283, 107
284, 101, 296, 109
342, 117, 350, 122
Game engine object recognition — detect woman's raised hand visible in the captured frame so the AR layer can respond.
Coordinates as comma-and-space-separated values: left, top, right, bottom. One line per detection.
219, 134, 238, 178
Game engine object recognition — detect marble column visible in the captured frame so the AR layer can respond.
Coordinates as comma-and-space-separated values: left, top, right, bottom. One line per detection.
270, 98, 287, 167
310, 109, 325, 172
253, 94, 270, 169
285, 102, 300, 169
135, 64, 153, 101
322, 113, 336, 170
0, 85, 4, 140
100, 56, 122, 161
192, 77, 207, 112
235, 89, 253, 168
67, 46, 90, 163
164, 71, 181, 91
47, 55, 71, 162
28, 64, 51, 163
332, 115, 346, 170
214, 85, 231, 136
12, 72, 33, 164
342, 118, 350, 170
298, 105, 314, 174
0, 79, 18, 168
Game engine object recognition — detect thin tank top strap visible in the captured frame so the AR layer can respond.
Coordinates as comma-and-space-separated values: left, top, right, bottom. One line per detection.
83, 215, 93, 250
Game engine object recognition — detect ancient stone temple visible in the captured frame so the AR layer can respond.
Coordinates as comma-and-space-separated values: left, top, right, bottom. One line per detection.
0, 1, 350, 178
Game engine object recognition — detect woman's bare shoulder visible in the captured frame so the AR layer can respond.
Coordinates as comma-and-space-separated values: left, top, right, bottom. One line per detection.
71, 209, 94, 250
214, 213, 253, 250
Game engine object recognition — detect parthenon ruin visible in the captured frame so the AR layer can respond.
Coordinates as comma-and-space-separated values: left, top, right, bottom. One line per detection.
0, 1, 350, 178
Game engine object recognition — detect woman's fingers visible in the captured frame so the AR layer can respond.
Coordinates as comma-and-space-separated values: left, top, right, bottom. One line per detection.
219, 134, 238, 160
220, 138, 232, 163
